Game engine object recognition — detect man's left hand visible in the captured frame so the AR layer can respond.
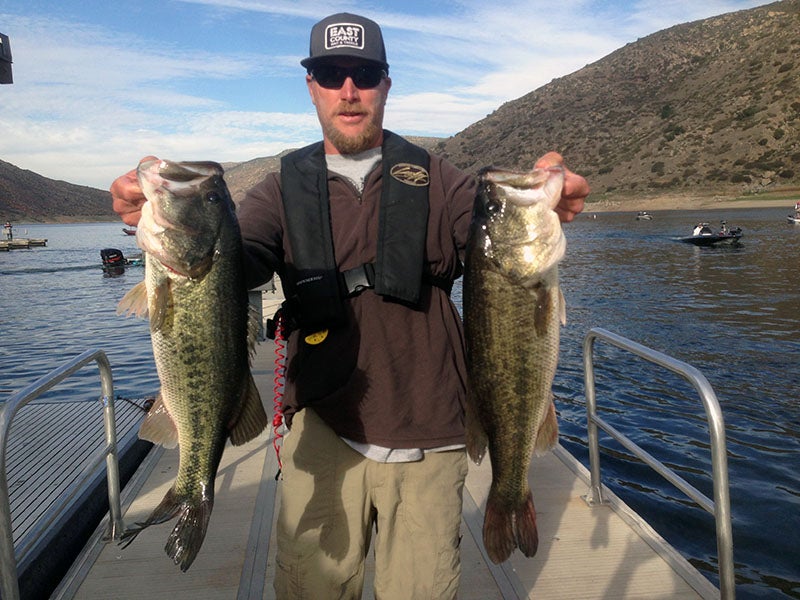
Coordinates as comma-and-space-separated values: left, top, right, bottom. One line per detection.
535, 151, 590, 223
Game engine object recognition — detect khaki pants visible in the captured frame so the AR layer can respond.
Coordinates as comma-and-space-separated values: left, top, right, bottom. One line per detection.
274, 408, 467, 600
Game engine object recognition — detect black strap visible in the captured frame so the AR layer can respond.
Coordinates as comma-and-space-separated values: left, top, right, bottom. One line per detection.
341, 263, 452, 297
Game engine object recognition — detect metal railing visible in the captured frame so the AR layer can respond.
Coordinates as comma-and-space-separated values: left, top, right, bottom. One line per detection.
0, 349, 124, 600
582, 327, 734, 599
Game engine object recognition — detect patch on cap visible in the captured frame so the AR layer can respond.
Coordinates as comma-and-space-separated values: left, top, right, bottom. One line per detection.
390, 163, 430, 187
325, 23, 365, 51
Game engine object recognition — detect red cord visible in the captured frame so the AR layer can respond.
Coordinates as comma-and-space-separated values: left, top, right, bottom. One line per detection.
272, 314, 286, 473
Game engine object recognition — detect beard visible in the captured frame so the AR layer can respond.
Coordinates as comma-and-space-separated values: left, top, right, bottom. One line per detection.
321, 105, 383, 155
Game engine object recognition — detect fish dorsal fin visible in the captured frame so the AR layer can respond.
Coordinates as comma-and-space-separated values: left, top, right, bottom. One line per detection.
117, 281, 149, 318
228, 372, 267, 446
138, 393, 179, 449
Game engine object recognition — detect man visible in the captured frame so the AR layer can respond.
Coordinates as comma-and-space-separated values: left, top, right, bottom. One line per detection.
111, 12, 589, 599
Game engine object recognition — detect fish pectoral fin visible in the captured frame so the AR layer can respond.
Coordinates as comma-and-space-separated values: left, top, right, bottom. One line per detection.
465, 393, 488, 465
247, 305, 261, 360
149, 279, 173, 331
138, 393, 179, 448
532, 285, 556, 337
533, 399, 559, 456
228, 372, 268, 446
559, 287, 567, 326
117, 281, 149, 318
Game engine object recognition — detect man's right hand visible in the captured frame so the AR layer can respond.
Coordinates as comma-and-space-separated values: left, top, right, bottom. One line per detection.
110, 155, 157, 226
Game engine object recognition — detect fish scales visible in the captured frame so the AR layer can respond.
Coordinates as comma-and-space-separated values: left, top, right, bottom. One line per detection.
117, 159, 267, 571
464, 165, 565, 565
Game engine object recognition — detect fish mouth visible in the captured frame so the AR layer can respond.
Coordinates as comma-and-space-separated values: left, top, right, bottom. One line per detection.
137, 159, 224, 233
136, 159, 225, 278
483, 166, 564, 208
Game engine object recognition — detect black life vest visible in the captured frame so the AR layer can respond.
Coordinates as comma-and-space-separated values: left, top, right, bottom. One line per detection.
280, 130, 431, 330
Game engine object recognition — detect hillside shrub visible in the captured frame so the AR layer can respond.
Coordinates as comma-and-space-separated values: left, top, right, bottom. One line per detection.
663, 124, 686, 141
736, 106, 758, 120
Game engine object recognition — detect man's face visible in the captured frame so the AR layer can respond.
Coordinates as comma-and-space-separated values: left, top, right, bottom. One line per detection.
306, 58, 391, 155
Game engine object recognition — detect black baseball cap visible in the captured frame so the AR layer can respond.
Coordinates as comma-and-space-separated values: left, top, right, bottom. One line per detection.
300, 13, 389, 72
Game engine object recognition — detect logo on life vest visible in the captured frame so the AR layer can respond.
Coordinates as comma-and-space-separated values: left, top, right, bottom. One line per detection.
304, 329, 329, 345
390, 163, 430, 187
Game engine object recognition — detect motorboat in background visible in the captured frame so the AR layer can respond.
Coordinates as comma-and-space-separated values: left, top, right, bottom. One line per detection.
787, 202, 800, 224
100, 248, 144, 276
679, 220, 742, 246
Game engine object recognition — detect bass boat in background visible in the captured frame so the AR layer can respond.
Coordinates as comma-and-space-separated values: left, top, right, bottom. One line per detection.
679, 220, 742, 246
787, 202, 800, 224
100, 248, 144, 276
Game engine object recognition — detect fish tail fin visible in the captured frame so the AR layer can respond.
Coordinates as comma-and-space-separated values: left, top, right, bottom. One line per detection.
483, 492, 515, 564
465, 393, 488, 464
165, 496, 214, 572
514, 492, 539, 558
483, 489, 539, 564
119, 486, 184, 548
533, 398, 559, 456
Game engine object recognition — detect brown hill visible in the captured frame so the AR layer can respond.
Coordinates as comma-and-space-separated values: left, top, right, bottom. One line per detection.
0, 158, 114, 222
436, 0, 800, 199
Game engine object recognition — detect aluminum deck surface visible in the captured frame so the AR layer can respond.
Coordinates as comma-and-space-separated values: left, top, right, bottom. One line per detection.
53, 329, 717, 600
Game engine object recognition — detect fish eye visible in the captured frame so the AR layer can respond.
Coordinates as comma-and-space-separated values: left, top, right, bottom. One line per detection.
486, 199, 502, 215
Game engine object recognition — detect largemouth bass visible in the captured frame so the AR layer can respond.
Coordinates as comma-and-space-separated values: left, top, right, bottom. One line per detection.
117, 159, 267, 571
463, 164, 566, 564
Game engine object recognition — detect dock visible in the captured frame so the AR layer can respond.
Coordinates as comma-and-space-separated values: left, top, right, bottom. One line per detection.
0, 238, 48, 251
49, 284, 718, 600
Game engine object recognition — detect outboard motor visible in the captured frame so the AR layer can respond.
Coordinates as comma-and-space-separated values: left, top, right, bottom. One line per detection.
101, 248, 125, 268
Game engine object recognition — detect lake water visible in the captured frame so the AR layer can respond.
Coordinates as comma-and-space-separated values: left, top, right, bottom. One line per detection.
453, 206, 799, 599
1, 210, 798, 598
0, 223, 158, 401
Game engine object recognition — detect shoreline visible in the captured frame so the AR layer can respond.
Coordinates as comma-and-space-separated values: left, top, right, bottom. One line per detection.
585, 192, 799, 214
8, 193, 800, 224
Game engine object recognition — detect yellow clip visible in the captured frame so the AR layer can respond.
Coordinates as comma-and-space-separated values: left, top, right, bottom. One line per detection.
304, 329, 329, 345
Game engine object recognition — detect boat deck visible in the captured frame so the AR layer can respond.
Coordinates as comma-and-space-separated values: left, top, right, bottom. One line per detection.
52, 337, 718, 600
7, 397, 147, 555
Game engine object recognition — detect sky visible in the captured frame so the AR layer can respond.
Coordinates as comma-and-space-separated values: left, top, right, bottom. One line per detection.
0, 0, 772, 189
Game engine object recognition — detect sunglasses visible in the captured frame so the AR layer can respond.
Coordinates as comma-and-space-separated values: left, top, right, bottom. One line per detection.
311, 65, 387, 90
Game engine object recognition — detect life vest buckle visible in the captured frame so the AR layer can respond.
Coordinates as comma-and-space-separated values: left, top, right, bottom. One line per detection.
342, 263, 376, 296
